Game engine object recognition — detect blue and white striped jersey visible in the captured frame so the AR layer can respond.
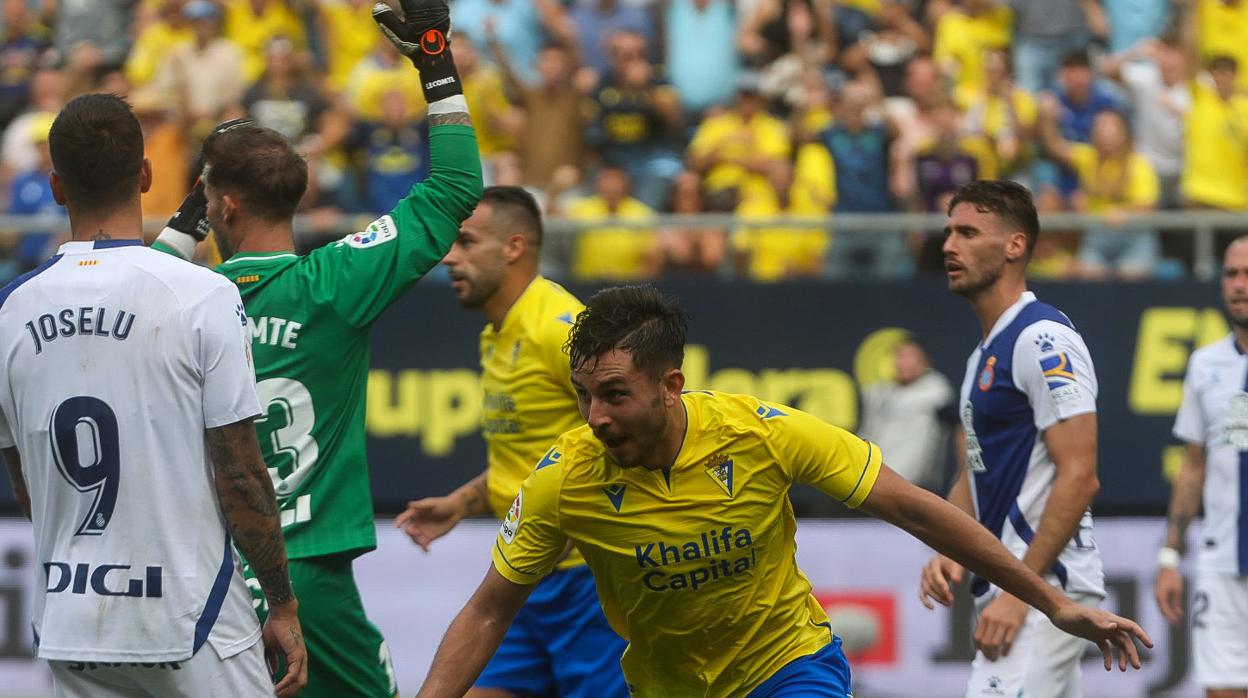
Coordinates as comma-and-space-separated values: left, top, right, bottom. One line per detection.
959, 291, 1106, 600
1173, 335, 1248, 575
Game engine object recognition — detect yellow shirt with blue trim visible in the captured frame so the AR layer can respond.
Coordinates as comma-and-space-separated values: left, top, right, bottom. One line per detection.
492, 391, 882, 697
480, 277, 586, 569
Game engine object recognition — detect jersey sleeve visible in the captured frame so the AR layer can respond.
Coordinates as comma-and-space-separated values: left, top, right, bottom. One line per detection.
770, 403, 882, 509
1013, 320, 1099, 431
491, 442, 569, 585
535, 302, 582, 396
189, 281, 262, 429
305, 123, 483, 328
1173, 352, 1207, 444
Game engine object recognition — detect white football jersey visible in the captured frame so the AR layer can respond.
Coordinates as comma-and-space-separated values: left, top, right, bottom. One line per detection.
1173, 335, 1248, 575
0, 240, 262, 662
958, 292, 1105, 600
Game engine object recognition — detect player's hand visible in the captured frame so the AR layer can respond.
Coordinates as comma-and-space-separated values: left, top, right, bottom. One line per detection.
372, 0, 463, 102
1050, 601, 1153, 672
919, 554, 963, 609
263, 600, 307, 697
1154, 567, 1185, 625
974, 592, 1030, 661
164, 178, 211, 242
396, 496, 462, 551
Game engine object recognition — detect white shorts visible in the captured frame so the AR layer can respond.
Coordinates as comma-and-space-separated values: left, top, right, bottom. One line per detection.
964, 592, 1100, 698
1192, 569, 1248, 689
48, 638, 272, 698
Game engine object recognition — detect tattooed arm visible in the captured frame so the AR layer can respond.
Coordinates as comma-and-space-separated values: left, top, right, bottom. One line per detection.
1155, 442, 1206, 625
205, 419, 307, 696
396, 471, 490, 551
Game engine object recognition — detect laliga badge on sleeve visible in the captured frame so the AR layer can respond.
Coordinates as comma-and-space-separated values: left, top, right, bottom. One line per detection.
500, 491, 521, 544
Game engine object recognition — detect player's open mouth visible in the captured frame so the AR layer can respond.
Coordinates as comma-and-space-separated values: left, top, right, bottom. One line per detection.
600, 435, 627, 449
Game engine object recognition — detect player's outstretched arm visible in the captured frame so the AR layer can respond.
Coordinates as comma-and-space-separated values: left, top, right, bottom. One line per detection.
1156, 441, 1206, 624
205, 419, 308, 697
859, 465, 1153, 671
396, 471, 490, 551
1, 448, 29, 520
417, 566, 533, 697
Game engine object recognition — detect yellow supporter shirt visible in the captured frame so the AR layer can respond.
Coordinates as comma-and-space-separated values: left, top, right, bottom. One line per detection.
933, 7, 1013, 94
734, 143, 834, 281
567, 196, 657, 280
688, 111, 791, 202
492, 391, 882, 697
125, 21, 193, 88
350, 63, 427, 121
224, 0, 307, 83
1067, 143, 1158, 212
464, 67, 515, 156
1183, 78, 1248, 209
480, 277, 586, 569
320, 0, 379, 91
1198, 0, 1248, 87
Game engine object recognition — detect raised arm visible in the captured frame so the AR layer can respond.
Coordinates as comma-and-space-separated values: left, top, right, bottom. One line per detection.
205, 419, 307, 697
1037, 92, 1074, 167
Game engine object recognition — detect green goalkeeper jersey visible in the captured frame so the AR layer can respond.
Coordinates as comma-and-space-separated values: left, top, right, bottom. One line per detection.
160, 124, 481, 559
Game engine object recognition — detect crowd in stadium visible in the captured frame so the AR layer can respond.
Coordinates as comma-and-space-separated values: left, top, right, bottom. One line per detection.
0, 0, 1240, 282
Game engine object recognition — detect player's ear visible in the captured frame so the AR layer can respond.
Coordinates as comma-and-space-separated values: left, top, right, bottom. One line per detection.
138, 158, 152, 194
49, 171, 65, 206
661, 368, 685, 405
1005, 230, 1027, 263
503, 232, 525, 264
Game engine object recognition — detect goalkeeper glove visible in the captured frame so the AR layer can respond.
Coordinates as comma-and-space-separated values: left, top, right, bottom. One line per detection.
372, 0, 463, 102
156, 118, 253, 258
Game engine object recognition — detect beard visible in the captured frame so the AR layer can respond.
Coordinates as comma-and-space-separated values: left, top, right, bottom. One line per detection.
949, 260, 1004, 298
212, 227, 234, 261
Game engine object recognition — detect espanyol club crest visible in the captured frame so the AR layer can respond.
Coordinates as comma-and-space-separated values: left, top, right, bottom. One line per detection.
978, 356, 996, 391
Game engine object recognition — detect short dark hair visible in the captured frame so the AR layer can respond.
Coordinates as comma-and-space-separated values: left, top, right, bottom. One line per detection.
49, 93, 144, 212
481, 185, 543, 246
566, 285, 688, 378
202, 123, 307, 222
947, 180, 1040, 256
1210, 54, 1239, 73
1060, 48, 1091, 69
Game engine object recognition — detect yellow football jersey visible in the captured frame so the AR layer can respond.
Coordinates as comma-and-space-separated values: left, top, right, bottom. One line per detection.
492, 391, 881, 697
480, 277, 586, 568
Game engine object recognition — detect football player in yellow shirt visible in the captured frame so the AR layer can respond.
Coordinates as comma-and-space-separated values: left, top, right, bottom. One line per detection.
415, 286, 1153, 698
396, 186, 629, 698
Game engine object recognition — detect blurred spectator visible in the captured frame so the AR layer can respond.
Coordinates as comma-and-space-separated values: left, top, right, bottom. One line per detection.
133, 91, 191, 219
345, 38, 425, 123
1101, 36, 1191, 208
1039, 101, 1161, 279
886, 56, 943, 169
1104, 0, 1170, 54
687, 74, 790, 212
55, 0, 130, 68
1009, 0, 1101, 93
6, 111, 59, 268
1194, 0, 1248, 88
816, 83, 910, 279
746, 0, 836, 107
224, 0, 307, 83
492, 37, 586, 190
733, 146, 833, 281
454, 35, 517, 163
0, 0, 50, 132
564, 165, 659, 280
738, 0, 836, 68
839, 0, 931, 99
932, 0, 1012, 95
1182, 54, 1248, 210
663, 0, 738, 114
655, 170, 726, 275
569, 0, 657, 77
317, 0, 380, 93
1, 64, 60, 198
858, 336, 956, 492
904, 100, 997, 213
150, 1, 246, 146
349, 89, 429, 215
126, 0, 193, 89
790, 65, 835, 142
1039, 49, 1123, 205
961, 49, 1037, 179
583, 29, 683, 208
453, 0, 568, 86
